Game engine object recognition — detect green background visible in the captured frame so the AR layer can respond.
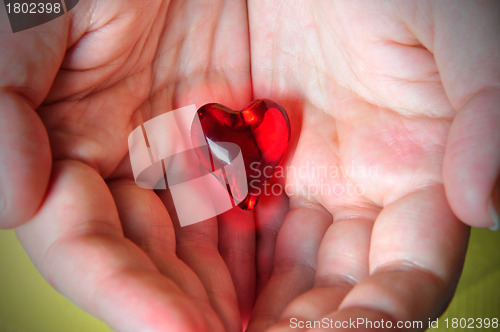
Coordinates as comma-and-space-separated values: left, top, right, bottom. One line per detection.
0, 228, 499, 331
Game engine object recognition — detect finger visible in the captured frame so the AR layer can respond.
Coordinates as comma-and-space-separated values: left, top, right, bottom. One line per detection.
218, 206, 256, 327
315, 217, 374, 287
246, 200, 332, 332
443, 90, 500, 230
404, 1, 500, 229
0, 95, 51, 228
255, 191, 289, 294
337, 185, 469, 325
108, 179, 224, 330
435, 2, 500, 230
157, 190, 241, 332
0, 17, 66, 228
268, 217, 374, 331
16, 161, 215, 332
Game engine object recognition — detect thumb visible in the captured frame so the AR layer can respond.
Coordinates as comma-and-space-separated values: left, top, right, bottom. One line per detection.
443, 90, 500, 231
427, 1, 500, 229
0, 12, 67, 228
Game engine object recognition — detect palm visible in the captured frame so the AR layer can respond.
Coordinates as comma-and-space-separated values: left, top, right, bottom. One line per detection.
11, 1, 483, 331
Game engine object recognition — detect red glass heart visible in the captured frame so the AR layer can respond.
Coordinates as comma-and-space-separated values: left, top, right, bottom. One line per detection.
191, 99, 290, 210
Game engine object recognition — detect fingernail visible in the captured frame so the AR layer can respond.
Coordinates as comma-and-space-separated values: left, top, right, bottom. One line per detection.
489, 180, 499, 231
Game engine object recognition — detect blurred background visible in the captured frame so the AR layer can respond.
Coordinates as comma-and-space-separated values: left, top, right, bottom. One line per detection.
1, 227, 499, 331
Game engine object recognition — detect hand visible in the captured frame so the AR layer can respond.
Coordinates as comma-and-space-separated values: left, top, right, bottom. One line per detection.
1, 0, 253, 330
0, 1, 497, 332
246, 0, 498, 330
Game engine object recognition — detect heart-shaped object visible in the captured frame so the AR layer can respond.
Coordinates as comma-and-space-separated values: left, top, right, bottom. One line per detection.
191, 99, 291, 210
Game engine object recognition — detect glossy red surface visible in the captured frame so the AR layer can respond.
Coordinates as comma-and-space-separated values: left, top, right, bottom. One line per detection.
192, 99, 290, 210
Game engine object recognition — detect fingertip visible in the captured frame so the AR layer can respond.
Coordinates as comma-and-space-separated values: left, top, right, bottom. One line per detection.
0, 94, 51, 229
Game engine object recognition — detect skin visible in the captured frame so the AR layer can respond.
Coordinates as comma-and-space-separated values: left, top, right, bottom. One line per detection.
0, 0, 498, 331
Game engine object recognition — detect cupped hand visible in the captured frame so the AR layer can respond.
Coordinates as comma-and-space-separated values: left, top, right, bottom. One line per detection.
2, 0, 253, 331
0, 1, 498, 332
246, 1, 498, 330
